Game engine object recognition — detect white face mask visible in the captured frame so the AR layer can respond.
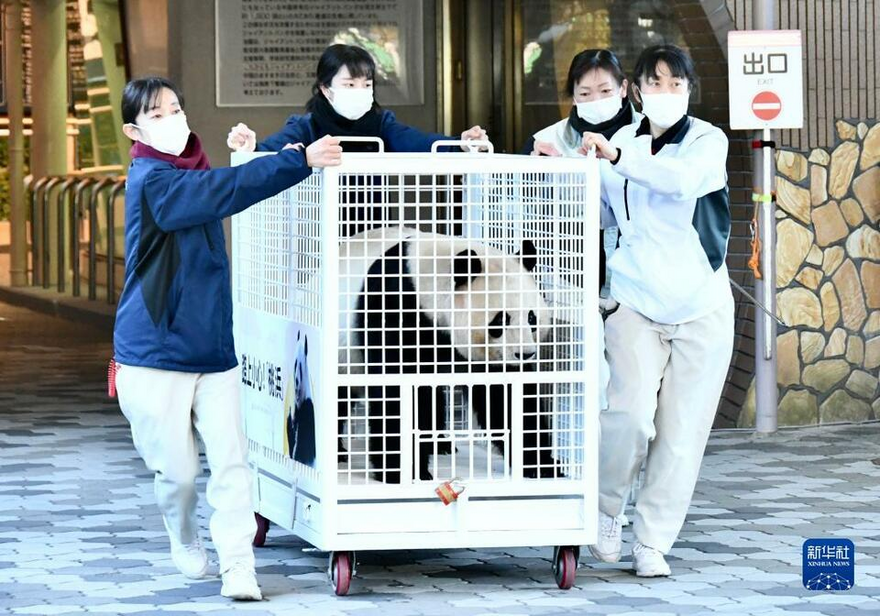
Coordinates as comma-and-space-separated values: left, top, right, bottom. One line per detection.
328, 87, 374, 121
638, 91, 689, 129
132, 113, 191, 156
575, 95, 623, 125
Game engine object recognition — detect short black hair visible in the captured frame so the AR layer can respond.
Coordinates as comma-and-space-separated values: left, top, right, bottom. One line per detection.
632, 44, 698, 89
306, 44, 379, 113
565, 49, 627, 96
121, 77, 184, 125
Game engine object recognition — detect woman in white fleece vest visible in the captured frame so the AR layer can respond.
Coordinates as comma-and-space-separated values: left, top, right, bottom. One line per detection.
580, 44, 734, 578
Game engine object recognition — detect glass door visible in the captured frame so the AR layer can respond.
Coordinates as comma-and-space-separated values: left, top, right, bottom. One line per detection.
487, 0, 688, 152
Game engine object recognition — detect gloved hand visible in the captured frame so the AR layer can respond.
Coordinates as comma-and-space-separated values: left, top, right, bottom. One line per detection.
227, 123, 256, 152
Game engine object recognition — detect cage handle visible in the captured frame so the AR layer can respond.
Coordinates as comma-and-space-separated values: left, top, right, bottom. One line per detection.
430, 139, 494, 154
335, 136, 385, 153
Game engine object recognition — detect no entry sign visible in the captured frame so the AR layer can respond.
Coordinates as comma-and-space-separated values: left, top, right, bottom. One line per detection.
728, 30, 803, 130
752, 91, 782, 121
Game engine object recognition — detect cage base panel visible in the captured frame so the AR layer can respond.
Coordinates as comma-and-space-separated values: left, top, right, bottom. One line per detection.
281, 527, 598, 554
255, 484, 597, 554
334, 495, 594, 535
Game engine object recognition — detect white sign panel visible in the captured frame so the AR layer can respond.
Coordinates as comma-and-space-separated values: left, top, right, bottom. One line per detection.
728, 30, 804, 130
236, 306, 321, 470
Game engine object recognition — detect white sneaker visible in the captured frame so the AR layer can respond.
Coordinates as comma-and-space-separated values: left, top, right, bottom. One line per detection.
221, 563, 263, 601
632, 542, 671, 577
588, 512, 623, 563
170, 537, 209, 579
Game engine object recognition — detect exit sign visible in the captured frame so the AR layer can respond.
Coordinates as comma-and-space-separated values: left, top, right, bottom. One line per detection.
728, 30, 804, 130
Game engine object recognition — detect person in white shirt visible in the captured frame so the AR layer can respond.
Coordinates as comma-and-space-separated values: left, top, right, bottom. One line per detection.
526, 49, 641, 413
580, 44, 734, 578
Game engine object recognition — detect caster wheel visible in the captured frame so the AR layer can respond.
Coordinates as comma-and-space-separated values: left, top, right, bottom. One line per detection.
253, 513, 270, 548
553, 546, 578, 590
329, 551, 353, 596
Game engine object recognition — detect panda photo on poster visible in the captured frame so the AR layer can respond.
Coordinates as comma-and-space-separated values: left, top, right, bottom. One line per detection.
284, 330, 317, 467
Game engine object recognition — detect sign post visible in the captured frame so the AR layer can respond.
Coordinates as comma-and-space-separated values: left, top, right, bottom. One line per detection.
728, 22, 803, 435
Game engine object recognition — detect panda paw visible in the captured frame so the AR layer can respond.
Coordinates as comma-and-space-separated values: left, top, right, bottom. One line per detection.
436, 441, 454, 455
539, 466, 566, 479
373, 470, 401, 484
523, 463, 566, 479
337, 438, 349, 464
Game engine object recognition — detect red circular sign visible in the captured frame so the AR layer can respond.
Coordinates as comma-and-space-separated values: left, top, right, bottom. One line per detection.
752, 91, 782, 121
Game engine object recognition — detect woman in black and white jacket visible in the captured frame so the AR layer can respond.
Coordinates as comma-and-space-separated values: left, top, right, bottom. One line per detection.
580, 45, 734, 578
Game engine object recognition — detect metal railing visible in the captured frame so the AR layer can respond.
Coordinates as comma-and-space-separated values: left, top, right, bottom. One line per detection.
27, 173, 126, 305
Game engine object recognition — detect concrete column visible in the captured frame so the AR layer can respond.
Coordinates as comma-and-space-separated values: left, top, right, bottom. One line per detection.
30, 0, 69, 286
91, 0, 131, 168
30, 0, 68, 177
5, 0, 27, 286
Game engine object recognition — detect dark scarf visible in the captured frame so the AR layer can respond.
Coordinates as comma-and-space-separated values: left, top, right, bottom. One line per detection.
130, 132, 211, 170
309, 95, 383, 152
567, 97, 634, 140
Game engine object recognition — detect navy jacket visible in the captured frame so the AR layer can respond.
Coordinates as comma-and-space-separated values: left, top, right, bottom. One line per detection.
114, 148, 312, 373
257, 109, 450, 152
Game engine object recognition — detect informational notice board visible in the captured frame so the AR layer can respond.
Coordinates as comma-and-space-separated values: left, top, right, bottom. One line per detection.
215, 0, 424, 107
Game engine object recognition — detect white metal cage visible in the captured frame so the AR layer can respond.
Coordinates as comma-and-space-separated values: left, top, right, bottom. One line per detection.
232, 149, 600, 558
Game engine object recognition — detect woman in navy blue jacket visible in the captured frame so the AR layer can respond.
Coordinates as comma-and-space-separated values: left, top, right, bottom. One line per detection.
228, 44, 487, 235
227, 44, 488, 160
112, 77, 341, 602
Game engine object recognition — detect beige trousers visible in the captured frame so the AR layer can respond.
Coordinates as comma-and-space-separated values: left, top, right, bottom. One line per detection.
598, 293, 734, 553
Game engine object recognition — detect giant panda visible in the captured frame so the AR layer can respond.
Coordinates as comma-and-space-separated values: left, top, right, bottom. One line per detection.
336, 226, 564, 483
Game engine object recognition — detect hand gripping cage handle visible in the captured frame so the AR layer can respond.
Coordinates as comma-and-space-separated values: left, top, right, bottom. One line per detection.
430, 139, 495, 154
335, 136, 386, 152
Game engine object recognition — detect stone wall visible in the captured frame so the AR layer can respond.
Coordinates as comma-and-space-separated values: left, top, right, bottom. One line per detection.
739, 119, 880, 427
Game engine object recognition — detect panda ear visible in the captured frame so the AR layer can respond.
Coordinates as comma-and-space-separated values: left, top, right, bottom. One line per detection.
516, 239, 538, 272
453, 249, 482, 288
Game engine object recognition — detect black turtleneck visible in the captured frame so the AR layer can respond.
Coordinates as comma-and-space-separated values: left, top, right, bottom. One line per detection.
308, 95, 384, 152
567, 97, 635, 141
520, 97, 634, 155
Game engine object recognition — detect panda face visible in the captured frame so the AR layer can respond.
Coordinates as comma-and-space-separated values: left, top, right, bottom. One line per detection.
447, 240, 548, 365
294, 331, 309, 404
349, 228, 550, 369
452, 259, 547, 365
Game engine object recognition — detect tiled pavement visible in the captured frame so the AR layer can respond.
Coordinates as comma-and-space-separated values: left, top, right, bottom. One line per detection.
0, 300, 879, 615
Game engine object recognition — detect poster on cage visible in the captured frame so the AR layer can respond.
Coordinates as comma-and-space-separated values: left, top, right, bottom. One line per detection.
235, 306, 321, 469
215, 0, 424, 106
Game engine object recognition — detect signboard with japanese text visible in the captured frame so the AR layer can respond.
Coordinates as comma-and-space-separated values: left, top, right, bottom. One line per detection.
728, 29, 804, 130
236, 306, 321, 469
214, 0, 424, 107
